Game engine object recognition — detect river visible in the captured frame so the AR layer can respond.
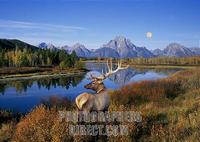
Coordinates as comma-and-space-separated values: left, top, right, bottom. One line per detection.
0, 62, 181, 113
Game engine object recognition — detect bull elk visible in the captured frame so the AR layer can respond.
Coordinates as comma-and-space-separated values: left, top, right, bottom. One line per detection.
75, 60, 129, 111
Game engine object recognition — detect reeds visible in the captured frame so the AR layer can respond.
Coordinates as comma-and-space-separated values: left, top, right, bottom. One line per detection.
2, 67, 200, 141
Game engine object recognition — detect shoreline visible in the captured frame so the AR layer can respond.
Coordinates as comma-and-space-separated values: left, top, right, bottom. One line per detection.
0, 71, 86, 81
129, 64, 196, 69
84, 61, 198, 69
0, 61, 198, 81
0, 67, 88, 81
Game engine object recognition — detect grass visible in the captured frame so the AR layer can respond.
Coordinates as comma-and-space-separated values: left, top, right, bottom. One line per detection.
83, 60, 199, 69
0, 67, 52, 75
0, 110, 22, 142
129, 64, 196, 69
0, 66, 89, 80
108, 67, 200, 141
0, 67, 200, 141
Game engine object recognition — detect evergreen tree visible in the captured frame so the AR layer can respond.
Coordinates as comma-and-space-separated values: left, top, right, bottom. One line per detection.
71, 50, 78, 67
59, 49, 67, 62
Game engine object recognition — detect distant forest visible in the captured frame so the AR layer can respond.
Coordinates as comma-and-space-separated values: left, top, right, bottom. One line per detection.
0, 39, 79, 68
0, 47, 78, 68
125, 56, 200, 65
91, 56, 200, 66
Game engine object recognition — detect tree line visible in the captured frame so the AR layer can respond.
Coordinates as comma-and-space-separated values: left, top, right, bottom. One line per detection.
0, 74, 85, 94
125, 57, 200, 65
88, 56, 200, 66
0, 47, 79, 68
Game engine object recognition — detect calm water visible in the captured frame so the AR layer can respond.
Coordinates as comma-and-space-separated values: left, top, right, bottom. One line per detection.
0, 62, 180, 113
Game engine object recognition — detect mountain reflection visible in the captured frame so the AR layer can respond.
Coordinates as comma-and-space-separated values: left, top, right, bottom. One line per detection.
0, 63, 180, 95
108, 68, 141, 85
0, 74, 86, 95
86, 62, 179, 85
86, 63, 137, 85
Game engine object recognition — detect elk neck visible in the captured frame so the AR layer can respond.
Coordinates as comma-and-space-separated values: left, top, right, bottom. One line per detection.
96, 83, 106, 94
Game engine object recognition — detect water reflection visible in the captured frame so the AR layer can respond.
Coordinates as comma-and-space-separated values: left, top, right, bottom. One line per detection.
0, 63, 180, 95
0, 62, 181, 113
85, 62, 179, 85
0, 74, 85, 95
109, 68, 141, 85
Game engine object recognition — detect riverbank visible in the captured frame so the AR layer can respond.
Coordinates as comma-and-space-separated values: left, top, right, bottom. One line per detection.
0, 67, 89, 81
108, 67, 200, 141
0, 60, 196, 81
128, 64, 196, 69
84, 60, 198, 69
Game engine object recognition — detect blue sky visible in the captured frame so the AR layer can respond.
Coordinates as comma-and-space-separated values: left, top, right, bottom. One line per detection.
0, 0, 199, 49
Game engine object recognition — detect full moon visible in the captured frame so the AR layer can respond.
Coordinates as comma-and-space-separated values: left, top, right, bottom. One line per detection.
146, 32, 153, 39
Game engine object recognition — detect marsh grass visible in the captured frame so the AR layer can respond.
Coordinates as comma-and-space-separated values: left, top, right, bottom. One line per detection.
1, 67, 200, 141
108, 67, 200, 141
0, 110, 21, 142
42, 95, 76, 111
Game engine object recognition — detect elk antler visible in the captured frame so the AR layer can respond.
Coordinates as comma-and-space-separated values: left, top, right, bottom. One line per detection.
87, 73, 97, 81
95, 60, 129, 80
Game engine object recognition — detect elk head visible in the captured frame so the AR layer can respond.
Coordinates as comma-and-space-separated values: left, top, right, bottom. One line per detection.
84, 76, 105, 93
85, 60, 129, 93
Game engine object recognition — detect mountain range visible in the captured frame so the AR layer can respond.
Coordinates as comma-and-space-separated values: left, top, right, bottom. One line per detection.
152, 43, 196, 57
1, 36, 200, 58
40, 36, 199, 58
95, 36, 154, 58
62, 43, 91, 57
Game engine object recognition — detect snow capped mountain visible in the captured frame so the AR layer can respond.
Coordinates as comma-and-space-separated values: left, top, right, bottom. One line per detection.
61, 45, 71, 52
152, 43, 195, 57
152, 48, 164, 56
102, 36, 137, 57
190, 47, 200, 55
163, 43, 194, 57
38, 42, 58, 51
97, 36, 154, 58
62, 43, 91, 57
47, 43, 58, 51
135, 46, 155, 58
38, 37, 198, 58
38, 42, 48, 49
92, 47, 120, 58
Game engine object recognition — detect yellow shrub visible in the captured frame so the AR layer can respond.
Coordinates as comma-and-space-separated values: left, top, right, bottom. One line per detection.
13, 105, 73, 142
